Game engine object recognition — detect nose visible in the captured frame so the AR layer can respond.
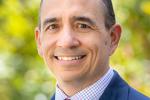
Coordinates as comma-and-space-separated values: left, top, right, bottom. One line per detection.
56, 28, 80, 48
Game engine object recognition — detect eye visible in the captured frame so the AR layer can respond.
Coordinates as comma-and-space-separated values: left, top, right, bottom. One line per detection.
77, 23, 90, 29
75, 23, 92, 33
45, 24, 59, 32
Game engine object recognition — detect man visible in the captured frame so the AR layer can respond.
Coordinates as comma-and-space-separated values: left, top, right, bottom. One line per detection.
35, 0, 150, 100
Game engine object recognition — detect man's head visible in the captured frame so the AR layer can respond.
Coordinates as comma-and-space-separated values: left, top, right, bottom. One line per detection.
35, 0, 121, 86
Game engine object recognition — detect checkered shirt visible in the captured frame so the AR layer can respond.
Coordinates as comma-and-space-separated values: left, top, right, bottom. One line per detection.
55, 68, 114, 100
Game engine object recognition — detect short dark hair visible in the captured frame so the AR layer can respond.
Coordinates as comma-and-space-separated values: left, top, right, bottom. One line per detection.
38, 0, 116, 29
102, 0, 116, 29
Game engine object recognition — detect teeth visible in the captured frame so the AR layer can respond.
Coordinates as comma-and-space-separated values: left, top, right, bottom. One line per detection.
57, 56, 83, 61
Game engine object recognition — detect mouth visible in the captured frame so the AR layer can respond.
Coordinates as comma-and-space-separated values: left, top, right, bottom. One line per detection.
54, 55, 86, 61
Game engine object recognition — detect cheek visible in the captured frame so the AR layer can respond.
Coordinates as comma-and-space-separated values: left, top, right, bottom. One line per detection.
85, 38, 109, 73
79, 38, 99, 73
89, 45, 99, 69
41, 35, 56, 53
41, 36, 56, 63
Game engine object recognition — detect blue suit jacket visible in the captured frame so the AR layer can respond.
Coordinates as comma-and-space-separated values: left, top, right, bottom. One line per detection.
51, 71, 150, 100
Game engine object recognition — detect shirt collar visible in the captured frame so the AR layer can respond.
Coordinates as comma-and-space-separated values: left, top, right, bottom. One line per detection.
55, 68, 114, 100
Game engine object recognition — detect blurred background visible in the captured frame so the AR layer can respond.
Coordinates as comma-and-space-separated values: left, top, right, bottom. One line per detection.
0, 0, 150, 100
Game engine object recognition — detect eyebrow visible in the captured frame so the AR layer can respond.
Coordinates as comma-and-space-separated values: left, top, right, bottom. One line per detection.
42, 16, 96, 28
43, 17, 57, 28
73, 16, 96, 25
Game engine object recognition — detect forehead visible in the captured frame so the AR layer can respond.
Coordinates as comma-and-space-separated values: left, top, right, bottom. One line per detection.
40, 0, 105, 22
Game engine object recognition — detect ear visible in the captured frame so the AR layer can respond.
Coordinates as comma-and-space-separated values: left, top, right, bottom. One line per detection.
35, 27, 43, 57
109, 24, 122, 55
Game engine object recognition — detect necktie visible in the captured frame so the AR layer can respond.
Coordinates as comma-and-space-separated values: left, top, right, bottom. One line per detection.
64, 98, 71, 100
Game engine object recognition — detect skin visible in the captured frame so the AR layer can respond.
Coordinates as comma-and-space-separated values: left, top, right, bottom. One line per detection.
35, 0, 121, 96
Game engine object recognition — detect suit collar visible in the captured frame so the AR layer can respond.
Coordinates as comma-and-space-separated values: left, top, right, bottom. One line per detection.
51, 94, 55, 100
99, 70, 129, 100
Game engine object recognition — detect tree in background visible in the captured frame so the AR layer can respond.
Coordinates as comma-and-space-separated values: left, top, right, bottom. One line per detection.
0, 0, 150, 100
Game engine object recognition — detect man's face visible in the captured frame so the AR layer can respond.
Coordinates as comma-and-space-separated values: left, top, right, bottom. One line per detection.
36, 0, 120, 83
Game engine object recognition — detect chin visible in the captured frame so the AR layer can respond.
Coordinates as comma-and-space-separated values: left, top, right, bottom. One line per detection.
57, 71, 84, 83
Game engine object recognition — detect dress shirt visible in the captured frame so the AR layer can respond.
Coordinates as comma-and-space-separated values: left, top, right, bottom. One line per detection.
55, 68, 114, 100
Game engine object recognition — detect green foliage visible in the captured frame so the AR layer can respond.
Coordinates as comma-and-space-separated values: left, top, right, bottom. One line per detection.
0, 0, 55, 100
111, 0, 150, 96
0, 0, 150, 99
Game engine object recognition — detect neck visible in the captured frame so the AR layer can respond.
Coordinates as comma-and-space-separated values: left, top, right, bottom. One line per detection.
57, 67, 109, 96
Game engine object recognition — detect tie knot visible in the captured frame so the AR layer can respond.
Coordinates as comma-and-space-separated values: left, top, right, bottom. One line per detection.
64, 98, 71, 100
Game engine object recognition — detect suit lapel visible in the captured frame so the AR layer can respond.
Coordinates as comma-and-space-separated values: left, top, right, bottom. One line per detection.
99, 70, 129, 100
50, 94, 55, 100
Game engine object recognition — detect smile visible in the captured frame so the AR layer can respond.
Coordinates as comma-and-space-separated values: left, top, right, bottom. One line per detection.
54, 55, 86, 61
